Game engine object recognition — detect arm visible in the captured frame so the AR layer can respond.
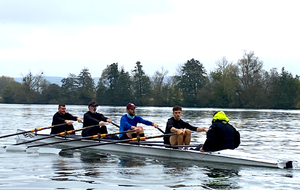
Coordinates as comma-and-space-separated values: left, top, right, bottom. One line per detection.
166, 118, 184, 135
196, 127, 208, 133
65, 112, 82, 123
52, 113, 65, 124
201, 126, 216, 152
84, 112, 99, 125
52, 113, 73, 125
120, 115, 133, 131
97, 113, 112, 125
137, 116, 153, 126
170, 127, 184, 135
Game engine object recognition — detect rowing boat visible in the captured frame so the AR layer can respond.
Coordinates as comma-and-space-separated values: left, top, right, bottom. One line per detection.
13, 129, 296, 169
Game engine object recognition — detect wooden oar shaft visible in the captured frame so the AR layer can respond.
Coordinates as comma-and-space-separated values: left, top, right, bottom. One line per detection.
27, 130, 135, 148
0, 123, 66, 139
56, 124, 100, 135
13, 124, 99, 145
157, 127, 165, 134
111, 122, 120, 128
15, 135, 55, 145
61, 133, 175, 151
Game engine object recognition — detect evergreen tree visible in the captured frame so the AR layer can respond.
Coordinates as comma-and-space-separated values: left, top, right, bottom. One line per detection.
116, 68, 132, 105
77, 68, 95, 104
269, 67, 300, 109
96, 63, 132, 105
175, 58, 208, 107
61, 73, 79, 104
132, 61, 151, 105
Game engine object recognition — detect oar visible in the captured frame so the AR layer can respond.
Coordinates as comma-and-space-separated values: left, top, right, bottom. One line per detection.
0, 123, 66, 139
61, 133, 176, 151
157, 127, 165, 134
111, 122, 120, 128
13, 124, 100, 145
113, 121, 165, 134
27, 129, 134, 148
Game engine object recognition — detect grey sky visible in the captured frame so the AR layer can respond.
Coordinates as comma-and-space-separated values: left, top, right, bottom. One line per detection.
0, 0, 299, 78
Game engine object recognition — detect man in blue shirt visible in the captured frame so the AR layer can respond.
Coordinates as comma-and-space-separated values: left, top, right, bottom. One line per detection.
119, 103, 158, 139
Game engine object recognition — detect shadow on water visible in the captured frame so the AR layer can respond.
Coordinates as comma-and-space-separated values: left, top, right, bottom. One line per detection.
51, 150, 110, 184
57, 149, 242, 189
118, 156, 146, 168
161, 159, 241, 189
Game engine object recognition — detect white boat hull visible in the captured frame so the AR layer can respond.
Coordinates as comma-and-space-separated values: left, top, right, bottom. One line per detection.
14, 129, 295, 169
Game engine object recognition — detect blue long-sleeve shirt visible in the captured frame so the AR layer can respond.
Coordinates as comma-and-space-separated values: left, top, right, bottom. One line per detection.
119, 114, 153, 138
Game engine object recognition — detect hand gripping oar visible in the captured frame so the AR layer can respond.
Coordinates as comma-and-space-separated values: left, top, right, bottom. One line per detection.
61, 133, 176, 151
27, 129, 135, 148
13, 124, 100, 145
0, 123, 67, 139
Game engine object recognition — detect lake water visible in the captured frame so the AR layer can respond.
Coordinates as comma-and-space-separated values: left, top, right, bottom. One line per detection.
0, 104, 300, 190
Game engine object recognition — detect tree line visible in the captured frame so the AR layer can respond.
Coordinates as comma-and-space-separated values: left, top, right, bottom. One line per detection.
1, 51, 300, 109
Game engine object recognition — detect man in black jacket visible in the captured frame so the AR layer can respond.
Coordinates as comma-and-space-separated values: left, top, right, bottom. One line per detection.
164, 106, 207, 146
199, 111, 240, 152
51, 104, 82, 134
82, 102, 112, 137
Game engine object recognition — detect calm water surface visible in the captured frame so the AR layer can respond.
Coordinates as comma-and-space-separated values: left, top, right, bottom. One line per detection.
1, 104, 300, 190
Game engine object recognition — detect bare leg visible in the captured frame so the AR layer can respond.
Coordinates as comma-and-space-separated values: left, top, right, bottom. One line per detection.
126, 132, 133, 138
137, 126, 144, 134
127, 126, 144, 138
177, 133, 184, 145
183, 129, 191, 145
170, 135, 178, 145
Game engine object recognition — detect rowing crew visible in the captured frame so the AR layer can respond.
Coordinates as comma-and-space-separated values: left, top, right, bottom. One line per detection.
51, 102, 240, 152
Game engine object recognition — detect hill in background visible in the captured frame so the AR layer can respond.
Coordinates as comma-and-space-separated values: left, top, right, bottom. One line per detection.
14, 76, 100, 86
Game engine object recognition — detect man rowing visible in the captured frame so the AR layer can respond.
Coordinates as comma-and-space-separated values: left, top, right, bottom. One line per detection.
198, 111, 240, 152
51, 104, 82, 134
164, 106, 207, 148
82, 102, 113, 137
119, 103, 158, 139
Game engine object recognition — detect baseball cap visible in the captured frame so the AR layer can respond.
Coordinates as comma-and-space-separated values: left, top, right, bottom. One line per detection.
88, 102, 98, 107
126, 103, 136, 109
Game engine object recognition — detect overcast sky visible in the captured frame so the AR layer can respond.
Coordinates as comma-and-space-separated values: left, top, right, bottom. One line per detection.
0, 0, 299, 78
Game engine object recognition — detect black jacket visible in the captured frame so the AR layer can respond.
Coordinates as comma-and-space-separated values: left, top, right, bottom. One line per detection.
202, 120, 240, 151
50, 112, 77, 134
164, 117, 198, 144
82, 111, 108, 137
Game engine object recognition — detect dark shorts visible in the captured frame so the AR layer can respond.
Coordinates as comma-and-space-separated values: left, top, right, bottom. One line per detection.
119, 133, 144, 140
192, 144, 203, 151
119, 133, 130, 140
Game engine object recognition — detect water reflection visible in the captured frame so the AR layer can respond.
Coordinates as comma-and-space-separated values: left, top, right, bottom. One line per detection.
2, 104, 300, 189
51, 159, 78, 181
203, 166, 240, 189
52, 151, 111, 184
118, 157, 146, 168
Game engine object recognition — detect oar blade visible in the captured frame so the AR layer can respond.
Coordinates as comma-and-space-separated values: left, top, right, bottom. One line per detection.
4, 144, 61, 154
34, 147, 61, 154
4, 145, 28, 152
